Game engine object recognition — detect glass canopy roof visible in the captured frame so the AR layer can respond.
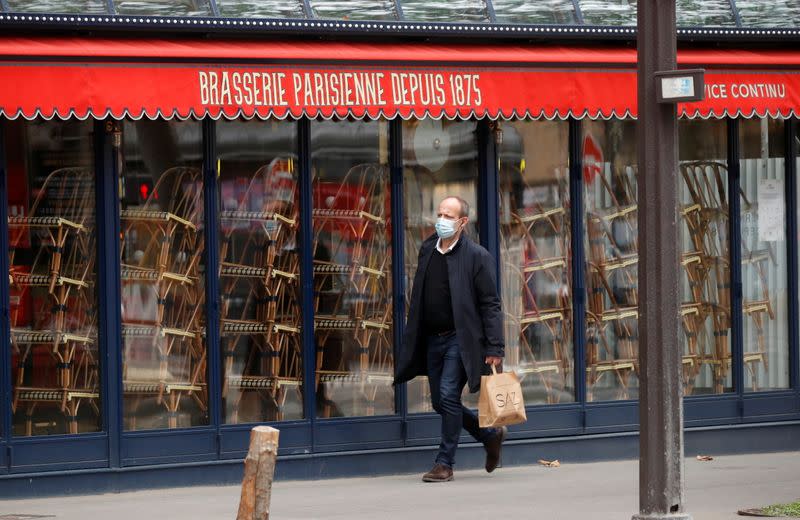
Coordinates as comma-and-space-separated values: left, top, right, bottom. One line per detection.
1, 0, 797, 28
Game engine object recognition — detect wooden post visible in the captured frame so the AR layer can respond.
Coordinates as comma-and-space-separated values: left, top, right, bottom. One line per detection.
237, 426, 280, 520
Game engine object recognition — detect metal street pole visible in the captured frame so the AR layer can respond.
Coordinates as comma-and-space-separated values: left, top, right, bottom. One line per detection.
634, 0, 692, 518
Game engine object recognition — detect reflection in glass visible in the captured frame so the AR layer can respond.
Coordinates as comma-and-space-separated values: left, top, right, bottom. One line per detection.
216, 121, 303, 424
492, 0, 576, 24
498, 121, 574, 405
7, 120, 99, 436
582, 120, 638, 401
400, 0, 489, 23
115, 0, 212, 16
119, 120, 207, 430
310, 0, 397, 20
404, 119, 479, 413
739, 118, 789, 391
217, 0, 305, 18
5, 0, 106, 13
677, 0, 735, 26
678, 120, 731, 395
578, 0, 635, 25
736, 0, 800, 28
311, 120, 394, 418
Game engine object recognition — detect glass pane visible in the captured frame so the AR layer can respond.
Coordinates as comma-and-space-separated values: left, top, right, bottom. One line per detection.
582, 119, 638, 401
311, 119, 394, 418
216, 120, 303, 424
578, 0, 636, 25
119, 120, 207, 430
677, 0, 735, 26
404, 119, 480, 413
678, 120, 731, 395
499, 121, 574, 405
310, 0, 397, 20
400, 0, 489, 23
217, 0, 305, 18
5, 0, 106, 13
7, 120, 99, 436
115, 0, 212, 16
492, 0, 576, 24
737, 0, 800, 28
739, 118, 789, 391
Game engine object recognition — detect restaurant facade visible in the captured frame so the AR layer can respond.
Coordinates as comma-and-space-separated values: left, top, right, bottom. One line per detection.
0, 0, 799, 495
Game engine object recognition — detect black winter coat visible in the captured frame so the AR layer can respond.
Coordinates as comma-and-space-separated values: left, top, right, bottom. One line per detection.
394, 234, 504, 393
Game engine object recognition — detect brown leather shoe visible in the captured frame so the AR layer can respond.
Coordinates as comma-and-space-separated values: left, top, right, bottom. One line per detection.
484, 426, 507, 473
422, 463, 454, 482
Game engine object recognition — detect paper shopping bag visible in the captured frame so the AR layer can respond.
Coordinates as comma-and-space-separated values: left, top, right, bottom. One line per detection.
478, 365, 527, 428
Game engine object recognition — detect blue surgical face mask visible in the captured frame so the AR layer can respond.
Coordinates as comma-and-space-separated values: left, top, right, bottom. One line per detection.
435, 217, 461, 239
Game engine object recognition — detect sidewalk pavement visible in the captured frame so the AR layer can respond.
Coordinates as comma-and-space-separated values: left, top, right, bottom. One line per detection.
1, 451, 798, 519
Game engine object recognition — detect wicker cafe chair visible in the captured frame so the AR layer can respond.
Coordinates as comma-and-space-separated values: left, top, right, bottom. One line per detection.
584, 167, 639, 401
501, 195, 572, 404
8, 167, 99, 435
739, 187, 776, 391
312, 163, 393, 417
218, 158, 303, 423
120, 166, 206, 430
734, 178, 774, 390
678, 161, 738, 393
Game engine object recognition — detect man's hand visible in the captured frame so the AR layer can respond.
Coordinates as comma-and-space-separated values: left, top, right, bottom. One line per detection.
485, 356, 503, 366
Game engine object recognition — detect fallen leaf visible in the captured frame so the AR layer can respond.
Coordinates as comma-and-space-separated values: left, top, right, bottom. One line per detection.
538, 459, 561, 467
696, 455, 713, 461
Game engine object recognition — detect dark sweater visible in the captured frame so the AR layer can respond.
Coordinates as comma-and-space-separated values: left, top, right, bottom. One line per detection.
422, 244, 456, 335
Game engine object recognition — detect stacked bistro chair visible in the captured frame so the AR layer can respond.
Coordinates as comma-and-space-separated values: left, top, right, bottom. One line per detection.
737, 187, 774, 391
9, 167, 99, 435
501, 168, 572, 404
584, 165, 640, 401
312, 163, 393, 417
678, 160, 734, 393
120, 166, 206, 429
218, 158, 303, 423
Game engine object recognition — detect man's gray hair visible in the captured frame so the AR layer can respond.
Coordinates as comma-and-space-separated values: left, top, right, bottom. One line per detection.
443, 196, 470, 218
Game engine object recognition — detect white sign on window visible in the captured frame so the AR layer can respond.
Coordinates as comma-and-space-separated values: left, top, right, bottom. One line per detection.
757, 179, 784, 242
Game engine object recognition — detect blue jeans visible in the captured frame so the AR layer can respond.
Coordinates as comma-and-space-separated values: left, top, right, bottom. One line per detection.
427, 332, 495, 468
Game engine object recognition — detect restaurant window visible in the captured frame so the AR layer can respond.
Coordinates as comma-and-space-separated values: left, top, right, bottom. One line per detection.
216, 120, 303, 424
677, 0, 736, 26
679, 119, 731, 395
736, 0, 800, 28
309, 0, 398, 20
739, 118, 789, 391
115, 0, 213, 16
4, 0, 106, 13
582, 119, 638, 402
578, 0, 636, 26
6, 119, 100, 436
404, 119, 480, 413
118, 120, 207, 430
311, 119, 394, 418
400, 0, 490, 23
498, 120, 574, 405
216, 0, 305, 18
492, 0, 577, 24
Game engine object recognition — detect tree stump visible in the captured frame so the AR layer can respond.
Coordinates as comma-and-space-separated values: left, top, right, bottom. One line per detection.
237, 426, 280, 520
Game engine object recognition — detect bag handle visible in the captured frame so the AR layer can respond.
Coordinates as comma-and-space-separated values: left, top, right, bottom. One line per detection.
491, 364, 498, 375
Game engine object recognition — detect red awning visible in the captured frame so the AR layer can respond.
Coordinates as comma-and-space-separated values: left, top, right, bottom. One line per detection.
0, 37, 798, 120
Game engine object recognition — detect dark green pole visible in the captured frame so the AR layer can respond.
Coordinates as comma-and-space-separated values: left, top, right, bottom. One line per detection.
634, 0, 692, 518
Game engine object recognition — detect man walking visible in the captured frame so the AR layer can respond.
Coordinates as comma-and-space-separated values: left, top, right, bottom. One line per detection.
395, 196, 506, 482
